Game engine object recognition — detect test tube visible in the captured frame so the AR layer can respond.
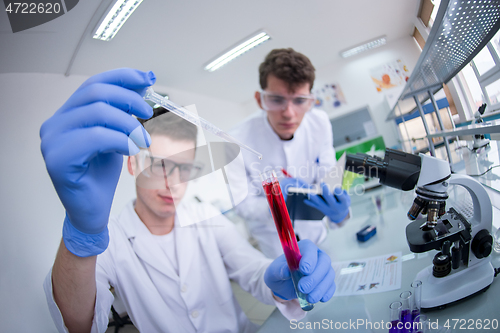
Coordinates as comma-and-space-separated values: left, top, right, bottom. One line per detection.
399, 291, 413, 333
260, 170, 314, 311
389, 301, 402, 333
413, 314, 430, 333
411, 280, 422, 322
372, 193, 384, 214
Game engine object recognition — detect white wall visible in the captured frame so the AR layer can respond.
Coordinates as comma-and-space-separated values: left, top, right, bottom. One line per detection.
315, 36, 422, 149
0, 72, 249, 332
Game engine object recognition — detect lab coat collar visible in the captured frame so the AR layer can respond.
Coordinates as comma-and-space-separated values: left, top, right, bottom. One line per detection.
173, 207, 198, 285
262, 112, 282, 142
117, 200, 197, 283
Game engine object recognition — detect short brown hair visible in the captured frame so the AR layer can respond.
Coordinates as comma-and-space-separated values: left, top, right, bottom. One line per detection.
259, 48, 315, 92
138, 107, 197, 145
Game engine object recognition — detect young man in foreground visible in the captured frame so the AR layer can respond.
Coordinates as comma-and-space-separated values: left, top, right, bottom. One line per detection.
41, 68, 336, 333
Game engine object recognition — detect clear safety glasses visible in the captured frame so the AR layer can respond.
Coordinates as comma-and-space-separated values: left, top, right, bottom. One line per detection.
260, 91, 315, 113
136, 150, 204, 184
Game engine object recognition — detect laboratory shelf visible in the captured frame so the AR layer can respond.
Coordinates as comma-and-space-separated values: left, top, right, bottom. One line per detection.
427, 119, 500, 138
386, 0, 500, 121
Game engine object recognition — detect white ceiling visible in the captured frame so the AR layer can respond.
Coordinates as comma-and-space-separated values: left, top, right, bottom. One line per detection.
0, 0, 420, 103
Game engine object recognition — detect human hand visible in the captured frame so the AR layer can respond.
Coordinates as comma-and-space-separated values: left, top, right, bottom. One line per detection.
40, 68, 155, 257
264, 239, 336, 303
279, 177, 310, 203
304, 183, 350, 223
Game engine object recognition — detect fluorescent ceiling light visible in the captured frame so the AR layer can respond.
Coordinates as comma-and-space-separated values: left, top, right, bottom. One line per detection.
93, 0, 144, 41
340, 36, 387, 58
205, 31, 271, 72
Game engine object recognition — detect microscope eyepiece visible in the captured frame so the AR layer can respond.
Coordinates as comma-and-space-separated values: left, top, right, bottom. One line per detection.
345, 148, 421, 191
344, 153, 385, 179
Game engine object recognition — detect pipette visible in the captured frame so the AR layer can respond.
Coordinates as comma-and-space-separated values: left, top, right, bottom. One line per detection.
143, 87, 263, 160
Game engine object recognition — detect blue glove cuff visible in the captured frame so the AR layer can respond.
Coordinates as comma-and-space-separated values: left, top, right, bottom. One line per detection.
329, 209, 349, 223
62, 215, 109, 257
273, 291, 291, 301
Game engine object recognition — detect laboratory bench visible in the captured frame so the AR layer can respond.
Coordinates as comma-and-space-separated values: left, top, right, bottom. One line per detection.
257, 145, 500, 333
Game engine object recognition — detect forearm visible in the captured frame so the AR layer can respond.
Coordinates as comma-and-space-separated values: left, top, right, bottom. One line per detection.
52, 239, 97, 333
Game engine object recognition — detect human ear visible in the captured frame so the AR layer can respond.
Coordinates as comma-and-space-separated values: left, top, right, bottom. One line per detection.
255, 91, 264, 110
127, 156, 135, 176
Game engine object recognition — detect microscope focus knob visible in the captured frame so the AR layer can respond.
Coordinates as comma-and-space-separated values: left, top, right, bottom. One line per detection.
471, 229, 493, 259
433, 252, 451, 278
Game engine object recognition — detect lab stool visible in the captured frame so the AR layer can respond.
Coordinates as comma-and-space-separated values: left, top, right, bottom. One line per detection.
107, 288, 136, 332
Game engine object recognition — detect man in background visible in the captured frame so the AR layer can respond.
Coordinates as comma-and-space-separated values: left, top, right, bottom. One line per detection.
230, 48, 351, 258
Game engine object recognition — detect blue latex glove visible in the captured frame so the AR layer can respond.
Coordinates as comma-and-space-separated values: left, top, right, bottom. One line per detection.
279, 177, 309, 203
304, 183, 351, 223
40, 68, 155, 257
264, 239, 336, 303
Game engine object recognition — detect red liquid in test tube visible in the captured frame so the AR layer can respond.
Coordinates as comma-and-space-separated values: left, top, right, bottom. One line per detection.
261, 170, 314, 311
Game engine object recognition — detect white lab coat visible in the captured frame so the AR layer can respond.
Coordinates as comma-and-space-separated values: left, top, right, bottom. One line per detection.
44, 200, 305, 333
229, 109, 345, 258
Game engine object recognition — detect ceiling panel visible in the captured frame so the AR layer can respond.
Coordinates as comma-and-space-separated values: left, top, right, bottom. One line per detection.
0, 0, 420, 103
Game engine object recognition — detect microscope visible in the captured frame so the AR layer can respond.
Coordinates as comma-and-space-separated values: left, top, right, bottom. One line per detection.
472, 103, 490, 150
346, 149, 495, 310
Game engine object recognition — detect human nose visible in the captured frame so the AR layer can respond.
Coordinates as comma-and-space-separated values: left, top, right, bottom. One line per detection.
281, 99, 296, 118
165, 164, 183, 186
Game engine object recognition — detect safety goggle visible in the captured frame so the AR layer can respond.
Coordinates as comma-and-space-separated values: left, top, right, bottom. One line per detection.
260, 91, 315, 113
136, 150, 204, 185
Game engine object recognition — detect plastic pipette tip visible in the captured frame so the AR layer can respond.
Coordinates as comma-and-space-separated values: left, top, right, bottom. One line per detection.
144, 87, 264, 160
